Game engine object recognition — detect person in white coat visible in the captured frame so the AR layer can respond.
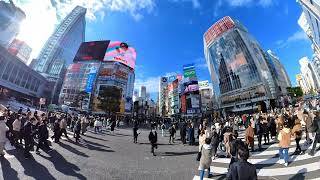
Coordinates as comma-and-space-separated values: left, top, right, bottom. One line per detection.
0, 115, 9, 156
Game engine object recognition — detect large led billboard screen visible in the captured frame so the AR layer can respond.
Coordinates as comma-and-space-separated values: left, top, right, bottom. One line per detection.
73, 41, 110, 62
104, 41, 137, 69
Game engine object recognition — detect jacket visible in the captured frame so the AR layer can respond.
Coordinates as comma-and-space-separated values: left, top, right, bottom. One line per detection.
278, 128, 291, 148
199, 134, 206, 151
149, 130, 157, 144
292, 123, 302, 139
245, 126, 254, 145
199, 144, 213, 170
227, 160, 257, 180
38, 124, 49, 140
13, 119, 21, 131
60, 119, 67, 129
0, 121, 9, 143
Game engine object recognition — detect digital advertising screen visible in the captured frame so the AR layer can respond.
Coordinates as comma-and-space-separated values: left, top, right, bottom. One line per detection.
104, 41, 137, 69
73, 41, 110, 62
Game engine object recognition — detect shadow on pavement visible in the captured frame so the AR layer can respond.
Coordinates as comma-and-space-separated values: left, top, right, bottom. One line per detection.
81, 139, 110, 148
12, 151, 56, 180
289, 168, 306, 180
161, 151, 198, 156
0, 156, 19, 180
39, 150, 86, 180
58, 142, 89, 157
83, 134, 107, 141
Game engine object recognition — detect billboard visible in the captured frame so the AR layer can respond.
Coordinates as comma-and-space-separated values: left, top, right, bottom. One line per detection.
168, 75, 176, 82
184, 69, 197, 78
183, 63, 195, 70
74, 41, 110, 62
204, 16, 235, 46
104, 41, 137, 69
199, 80, 209, 89
85, 67, 98, 93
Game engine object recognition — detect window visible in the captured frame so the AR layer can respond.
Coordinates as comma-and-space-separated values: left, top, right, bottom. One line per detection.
21, 73, 29, 88
2, 62, 13, 80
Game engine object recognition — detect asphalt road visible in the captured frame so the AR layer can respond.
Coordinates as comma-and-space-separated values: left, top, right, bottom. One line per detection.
0, 127, 320, 180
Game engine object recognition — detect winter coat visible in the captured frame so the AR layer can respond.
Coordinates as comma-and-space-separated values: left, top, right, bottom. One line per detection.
210, 131, 220, 147
278, 128, 291, 148
0, 121, 9, 143
38, 124, 49, 140
12, 119, 21, 131
199, 144, 213, 170
245, 126, 255, 146
292, 123, 302, 139
304, 114, 313, 132
199, 134, 206, 151
227, 160, 257, 180
60, 119, 67, 129
148, 130, 157, 144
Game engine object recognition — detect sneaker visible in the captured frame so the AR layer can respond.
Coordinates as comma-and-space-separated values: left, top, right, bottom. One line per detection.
284, 163, 288, 167
279, 159, 284, 164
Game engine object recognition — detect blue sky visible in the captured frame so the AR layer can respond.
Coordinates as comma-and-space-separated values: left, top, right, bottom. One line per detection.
15, 0, 313, 100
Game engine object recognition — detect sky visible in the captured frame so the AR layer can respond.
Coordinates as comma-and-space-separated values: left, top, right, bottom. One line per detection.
12, 0, 313, 100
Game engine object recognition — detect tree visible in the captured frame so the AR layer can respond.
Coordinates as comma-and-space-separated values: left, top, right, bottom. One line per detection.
97, 86, 121, 116
286, 87, 303, 97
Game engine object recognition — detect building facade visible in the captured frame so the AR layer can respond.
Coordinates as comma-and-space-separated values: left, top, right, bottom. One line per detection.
299, 56, 320, 94
265, 50, 291, 96
140, 86, 146, 101
204, 16, 279, 113
298, 0, 320, 56
159, 77, 168, 115
7, 39, 32, 64
30, 6, 86, 103
0, 0, 26, 48
0, 45, 49, 103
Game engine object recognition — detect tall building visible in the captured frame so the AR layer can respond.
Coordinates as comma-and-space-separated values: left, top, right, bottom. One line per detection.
8, 39, 32, 64
265, 50, 291, 96
297, 0, 320, 56
140, 86, 147, 101
203, 16, 279, 113
299, 56, 320, 93
60, 40, 137, 114
0, 0, 26, 48
158, 77, 168, 115
30, 6, 86, 103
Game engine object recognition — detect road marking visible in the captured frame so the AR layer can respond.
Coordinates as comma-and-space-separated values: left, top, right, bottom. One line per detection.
197, 161, 320, 176
212, 151, 320, 164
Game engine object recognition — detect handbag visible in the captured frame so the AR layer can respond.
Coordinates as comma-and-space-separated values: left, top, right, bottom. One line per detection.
196, 145, 203, 161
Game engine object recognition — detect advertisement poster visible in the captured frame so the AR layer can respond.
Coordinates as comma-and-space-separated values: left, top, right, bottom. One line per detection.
191, 95, 200, 108
168, 75, 176, 82
181, 95, 186, 113
198, 80, 209, 89
183, 68, 196, 78
74, 41, 110, 61
85, 67, 98, 93
104, 41, 137, 69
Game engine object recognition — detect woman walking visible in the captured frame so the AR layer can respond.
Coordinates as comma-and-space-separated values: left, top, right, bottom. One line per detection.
278, 122, 291, 167
199, 138, 213, 180
292, 118, 303, 155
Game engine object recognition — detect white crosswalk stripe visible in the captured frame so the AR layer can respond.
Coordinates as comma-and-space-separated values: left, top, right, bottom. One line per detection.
193, 130, 320, 179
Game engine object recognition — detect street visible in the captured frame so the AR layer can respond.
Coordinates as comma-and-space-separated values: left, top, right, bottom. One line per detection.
1, 127, 320, 180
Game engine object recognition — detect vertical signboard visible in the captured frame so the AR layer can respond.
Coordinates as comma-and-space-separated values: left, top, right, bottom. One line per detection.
85, 67, 98, 93
181, 95, 186, 113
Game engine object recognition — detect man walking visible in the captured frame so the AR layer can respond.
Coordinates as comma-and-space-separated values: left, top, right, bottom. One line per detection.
0, 115, 9, 157
149, 125, 158, 156
36, 120, 52, 153
169, 124, 176, 144
22, 118, 34, 159
60, 118, 68, 139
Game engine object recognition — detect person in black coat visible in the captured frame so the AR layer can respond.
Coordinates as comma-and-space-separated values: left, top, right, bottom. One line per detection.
133, 120, 139, 143
229, 138, 246, 168
52, 120, 60, 143
36, 120, 51, 153
74, 120, 81, 143
148, 126, 158, 156
255, 119, 263, 151
187, 123, 195, 145
180, 122, 187, 144
111, 120, 116, 134
21, 119, 35, 158
210, 128, 220, 158
227, 144, 257, 180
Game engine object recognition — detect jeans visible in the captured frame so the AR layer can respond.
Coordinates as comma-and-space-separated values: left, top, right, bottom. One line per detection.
264, 133, 269, 144
199, 167, 211, 180
279, 148, 289, 163
169, 135, 175, 143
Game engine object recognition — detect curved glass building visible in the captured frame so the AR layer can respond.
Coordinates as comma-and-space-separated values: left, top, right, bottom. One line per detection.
204, 16, 280, 113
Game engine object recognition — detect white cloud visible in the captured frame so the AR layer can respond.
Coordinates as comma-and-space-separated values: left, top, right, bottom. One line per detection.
225, 0, 274, 7
170, 0, 201, 9
277, 30, 309, 49
13, 0, 155, 61
194, 57, 208, 69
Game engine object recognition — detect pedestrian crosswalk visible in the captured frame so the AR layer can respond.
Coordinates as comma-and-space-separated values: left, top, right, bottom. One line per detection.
193, 131, 320, 180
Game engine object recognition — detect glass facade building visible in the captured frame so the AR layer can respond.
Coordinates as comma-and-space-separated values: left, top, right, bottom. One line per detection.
30, 6, 86, 103
204, 16, 278, 112
0, 1, 26, 48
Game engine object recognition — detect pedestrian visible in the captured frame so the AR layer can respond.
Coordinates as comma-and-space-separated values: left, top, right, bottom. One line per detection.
36, 120, 51, 153
161, 122, 166, 137
262, 118, 270, 145
148, 125, 158, 156
309, 111, 320, 156
245, 122, 255, 152
60, 118, 68, 139
199, 129, 206, 151
303, 110, 313, 143
0, 115, 9, 157
111, 120, 116, 134
74, 120, 81, 143
52, 120, 60, 143
255, 118, 263, 151
133, 121, 139, 143
292, 118, 303, 155
187, 123, 195, 145
180, 122, 187, 144
226, 144, 257, 180
169, 124, 176, 144
210, 126, 219, 159
224, 128, 233, 158
21, 118, 34, 159
81, 116, 87, 135
198, 138, 213, 180
229, 138, 246, 168
94, 119, 100, 133
12, 115, 22, 147
269, 115, 277, 140
278, 122, 291, 166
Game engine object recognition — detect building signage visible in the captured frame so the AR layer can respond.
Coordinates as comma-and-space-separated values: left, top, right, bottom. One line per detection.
168, 75, 176, 82
183, 69, 196, 78
204, 16, 235, 46
85, 72, 97, 93
199, 80, 209, 89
